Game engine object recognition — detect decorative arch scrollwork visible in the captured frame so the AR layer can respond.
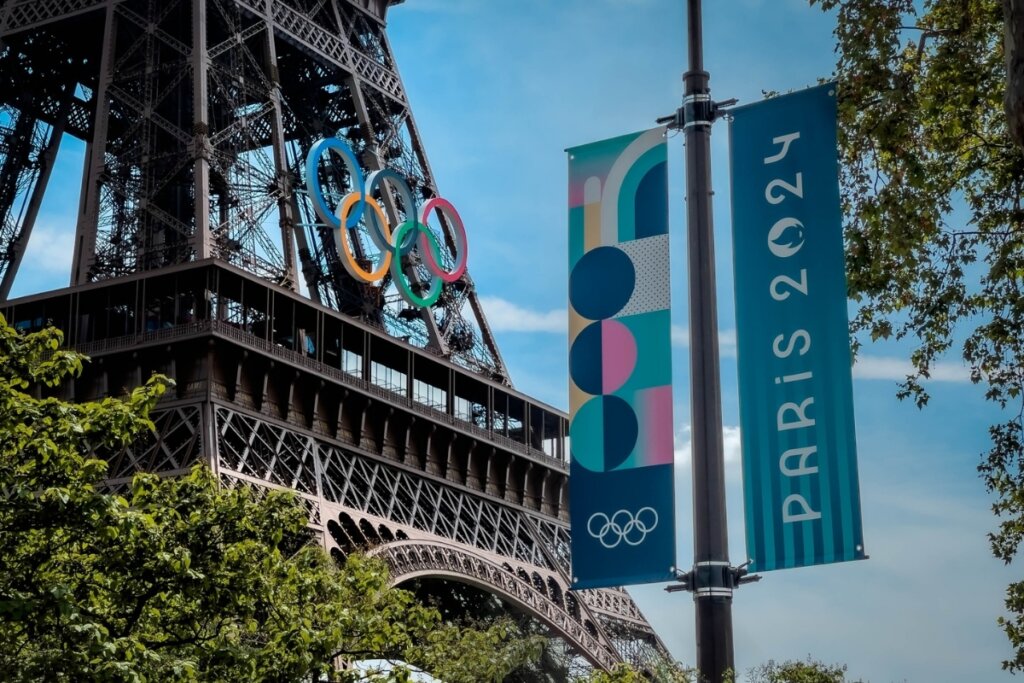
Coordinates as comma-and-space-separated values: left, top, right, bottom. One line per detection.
368, 539, 621, 672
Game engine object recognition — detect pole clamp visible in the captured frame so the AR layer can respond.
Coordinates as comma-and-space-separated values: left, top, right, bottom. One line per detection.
665, 561, 762, 597
682, 93, 714, 129
656, 96, 739, 131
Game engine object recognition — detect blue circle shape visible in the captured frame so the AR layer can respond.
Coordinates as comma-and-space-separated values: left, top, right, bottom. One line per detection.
570, 395, 638, 472
601, 395, 638, 470
305, 137, 365, 229
569, 246, 635, 320
569, 321, 603, 395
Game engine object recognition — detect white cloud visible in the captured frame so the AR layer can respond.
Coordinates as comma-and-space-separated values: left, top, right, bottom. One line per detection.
670, 324, 688, 347
671, 325, 737, 357
22, 223, 74, 275
853, 355, 971, 383
478, 296, 565, 333
674, 423, 743, 469
719, 329, 737, 358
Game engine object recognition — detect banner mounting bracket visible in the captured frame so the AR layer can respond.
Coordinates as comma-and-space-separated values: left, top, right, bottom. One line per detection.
656, 97, 739, 130
664, 562, 762, 594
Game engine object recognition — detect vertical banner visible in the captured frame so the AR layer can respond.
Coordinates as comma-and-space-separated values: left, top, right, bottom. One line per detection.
567, 128, 675, 589
729, 84, 865, 572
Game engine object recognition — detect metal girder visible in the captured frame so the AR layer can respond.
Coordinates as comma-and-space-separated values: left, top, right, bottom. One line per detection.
105, 404, 206, 485
209, 400, 670, 673
68, 1, 112, 284
0, 0, 115, 37
235, 0, 406, 105
108, 398, 658, 674
192, 0, 213, 261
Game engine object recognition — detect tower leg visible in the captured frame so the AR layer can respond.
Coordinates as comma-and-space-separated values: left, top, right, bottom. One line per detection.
262, 8, 301, 293
71, 3, 115, 285
191, 0, 212, 261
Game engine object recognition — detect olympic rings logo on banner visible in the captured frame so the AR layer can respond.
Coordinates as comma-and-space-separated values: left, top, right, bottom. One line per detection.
586, 507, 659, 549
304, 137, 469, 308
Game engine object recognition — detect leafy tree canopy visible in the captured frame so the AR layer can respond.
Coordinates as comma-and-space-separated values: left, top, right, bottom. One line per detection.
748, 657, 864, 683
581, 661, 693, 683
0, 316, 543, 681
810, 0, 1024, 669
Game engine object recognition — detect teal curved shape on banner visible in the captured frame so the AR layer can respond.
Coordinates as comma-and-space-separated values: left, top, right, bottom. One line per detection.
617, 146, 668, 241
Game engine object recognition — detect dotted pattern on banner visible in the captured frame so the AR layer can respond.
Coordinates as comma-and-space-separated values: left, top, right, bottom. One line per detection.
616, 234, 671, 317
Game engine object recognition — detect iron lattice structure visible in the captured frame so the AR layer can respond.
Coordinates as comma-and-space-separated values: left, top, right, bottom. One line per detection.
0, 0, 504, 378
0, 0, 673, 676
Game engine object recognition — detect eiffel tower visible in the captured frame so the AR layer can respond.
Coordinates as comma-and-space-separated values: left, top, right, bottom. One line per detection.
0, 0, 671, 676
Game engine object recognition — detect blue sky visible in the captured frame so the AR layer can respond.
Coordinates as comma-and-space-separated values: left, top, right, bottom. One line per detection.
8, 1, 1016, 681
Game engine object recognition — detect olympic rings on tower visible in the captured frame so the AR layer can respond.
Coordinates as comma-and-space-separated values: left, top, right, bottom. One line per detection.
304, 137, 469, 309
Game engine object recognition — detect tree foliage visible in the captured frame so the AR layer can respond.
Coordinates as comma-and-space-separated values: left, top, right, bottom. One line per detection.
580, 662, 693, 683
810, 0, 1024, 669
748, 658, 863, 683
0, 316, 543, 681
581, 663, 654, 683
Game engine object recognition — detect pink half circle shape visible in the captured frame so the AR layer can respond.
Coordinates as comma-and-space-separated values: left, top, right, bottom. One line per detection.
601, 319, 637, 393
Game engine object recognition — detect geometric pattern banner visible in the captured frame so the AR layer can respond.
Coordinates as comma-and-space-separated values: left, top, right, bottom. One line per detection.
729, 84, 866, 573
567, 127, 676, 590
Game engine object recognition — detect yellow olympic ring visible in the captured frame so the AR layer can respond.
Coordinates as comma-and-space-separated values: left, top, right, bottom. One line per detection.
336, 193, 392, 282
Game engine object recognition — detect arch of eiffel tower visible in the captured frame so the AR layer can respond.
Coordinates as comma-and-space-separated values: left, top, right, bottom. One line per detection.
0, 0, 671, 676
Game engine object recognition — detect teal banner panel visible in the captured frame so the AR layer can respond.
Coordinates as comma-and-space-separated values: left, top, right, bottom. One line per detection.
567, 128, 676, 590
729, 84, 866, 572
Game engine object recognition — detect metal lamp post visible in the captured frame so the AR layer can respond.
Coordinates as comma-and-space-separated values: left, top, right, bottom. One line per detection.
660, 1, 748, 680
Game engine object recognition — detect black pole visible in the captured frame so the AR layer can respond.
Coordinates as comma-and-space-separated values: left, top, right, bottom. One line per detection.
683, 0, 734, 680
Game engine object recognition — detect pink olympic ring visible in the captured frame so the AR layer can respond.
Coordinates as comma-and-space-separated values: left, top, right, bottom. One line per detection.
418, 198, 469, 284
